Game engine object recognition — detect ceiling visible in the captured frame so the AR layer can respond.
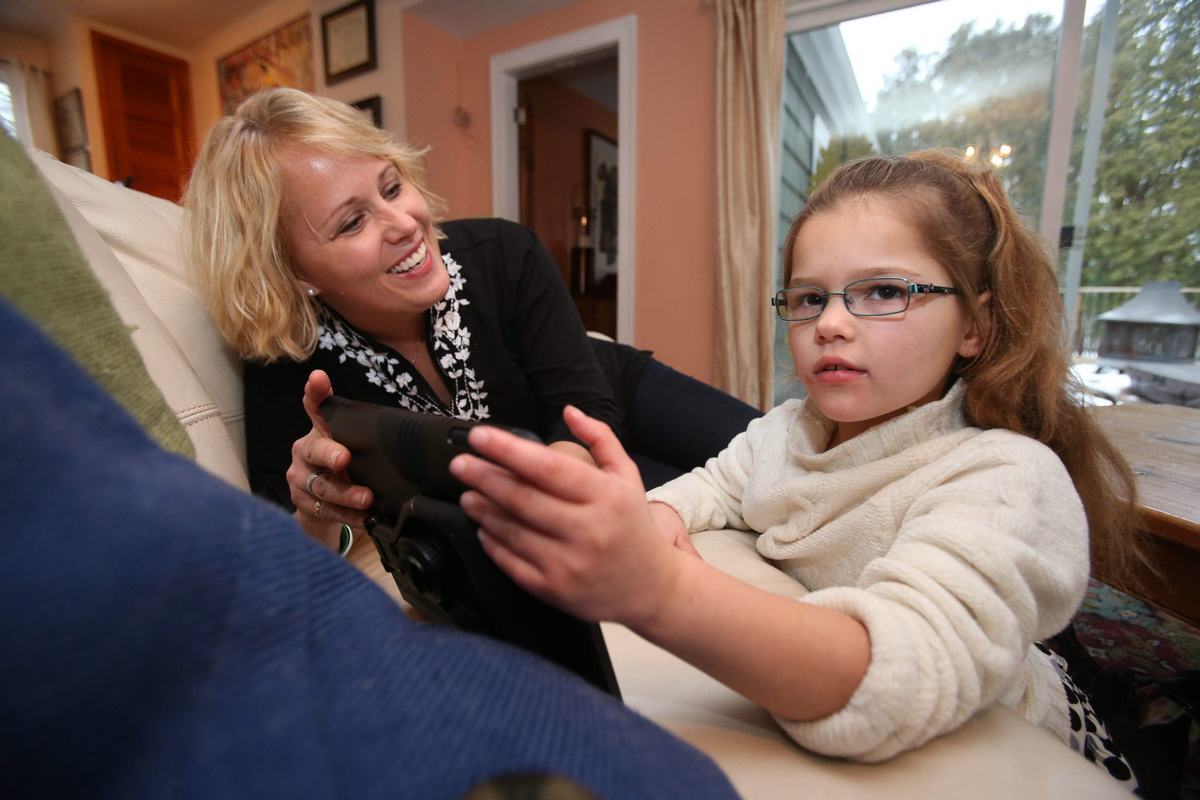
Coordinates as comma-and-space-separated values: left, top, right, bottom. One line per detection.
0, 0, 580, 52
0, 0, 280, 51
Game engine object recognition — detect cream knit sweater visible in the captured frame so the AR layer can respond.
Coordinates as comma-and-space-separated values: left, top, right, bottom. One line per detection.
646, 382, 1088, 762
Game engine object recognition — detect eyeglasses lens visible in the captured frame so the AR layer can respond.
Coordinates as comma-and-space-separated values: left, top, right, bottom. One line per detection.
846, 278, 909, 316
778, 278, 910, 321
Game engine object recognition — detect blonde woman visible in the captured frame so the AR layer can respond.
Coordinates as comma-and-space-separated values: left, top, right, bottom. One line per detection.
184, 88, 619, 549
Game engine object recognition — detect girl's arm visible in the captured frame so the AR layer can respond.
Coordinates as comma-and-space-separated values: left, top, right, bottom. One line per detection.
634, 548, 870, 720
450, 407, 869, 722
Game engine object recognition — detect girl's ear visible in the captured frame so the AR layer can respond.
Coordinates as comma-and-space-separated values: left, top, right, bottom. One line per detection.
957, 290, 991, 359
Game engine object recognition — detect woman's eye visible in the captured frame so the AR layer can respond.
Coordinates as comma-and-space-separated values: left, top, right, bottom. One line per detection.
337, 214, 365, 236
383, 182, 402, 199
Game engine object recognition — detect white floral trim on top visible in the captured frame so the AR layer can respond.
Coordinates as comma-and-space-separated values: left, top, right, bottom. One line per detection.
315, 252, 490, 421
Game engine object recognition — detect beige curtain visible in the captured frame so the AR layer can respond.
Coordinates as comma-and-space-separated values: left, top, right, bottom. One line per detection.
713, 0, 784, 410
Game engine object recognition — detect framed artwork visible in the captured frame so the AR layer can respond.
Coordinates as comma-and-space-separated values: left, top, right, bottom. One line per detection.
586, 130, 619, 278
54, 88, 88, 155
217, 15, 314, 115
351, 95, 382, 128
322, 0, 377, 84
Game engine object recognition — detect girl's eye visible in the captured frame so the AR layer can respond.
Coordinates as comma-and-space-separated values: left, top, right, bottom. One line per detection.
798, 290, 824, 307
865, 283, 903, 301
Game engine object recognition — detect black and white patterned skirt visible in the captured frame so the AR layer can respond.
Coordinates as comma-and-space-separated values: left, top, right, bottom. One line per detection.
1037, 642, 1139, 791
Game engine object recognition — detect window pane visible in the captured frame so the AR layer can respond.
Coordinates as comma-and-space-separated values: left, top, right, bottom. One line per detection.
1067, 0, 1200, 409
0, 79, 16, 140
776, 0, 1065, 403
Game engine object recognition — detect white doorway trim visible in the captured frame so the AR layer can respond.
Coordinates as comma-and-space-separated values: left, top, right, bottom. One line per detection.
490, 15, 637, 343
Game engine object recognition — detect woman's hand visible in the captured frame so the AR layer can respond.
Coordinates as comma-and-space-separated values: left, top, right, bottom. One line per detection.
287, 370, 373, 550
450, 406, 683, 628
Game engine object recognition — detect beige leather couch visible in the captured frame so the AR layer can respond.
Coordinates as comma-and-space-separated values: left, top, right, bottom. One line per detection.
30, 150, 1128, 799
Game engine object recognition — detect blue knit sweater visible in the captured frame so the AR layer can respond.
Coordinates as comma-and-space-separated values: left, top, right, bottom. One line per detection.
0, 299, 736, 800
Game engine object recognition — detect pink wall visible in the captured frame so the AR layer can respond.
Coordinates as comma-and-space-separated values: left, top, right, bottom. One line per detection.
402, 0, 717, 382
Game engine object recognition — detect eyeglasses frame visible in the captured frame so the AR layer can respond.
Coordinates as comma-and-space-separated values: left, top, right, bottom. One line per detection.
770, 277, 961, 322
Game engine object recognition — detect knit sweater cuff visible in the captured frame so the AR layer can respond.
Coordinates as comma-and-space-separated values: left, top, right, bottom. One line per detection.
646, 475, 719, 532
773, 587, 941, 762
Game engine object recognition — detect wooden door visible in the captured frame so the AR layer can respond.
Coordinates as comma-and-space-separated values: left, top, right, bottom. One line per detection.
92, 32, 194, 202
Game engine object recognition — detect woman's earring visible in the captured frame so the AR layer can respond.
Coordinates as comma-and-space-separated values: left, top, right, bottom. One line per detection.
307, 287, 317, 297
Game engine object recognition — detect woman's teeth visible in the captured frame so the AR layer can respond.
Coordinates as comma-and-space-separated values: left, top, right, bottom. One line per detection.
388, 242, 427, 274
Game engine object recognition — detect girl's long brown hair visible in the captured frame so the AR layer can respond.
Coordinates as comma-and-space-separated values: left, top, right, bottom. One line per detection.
781, 149, 1145, 582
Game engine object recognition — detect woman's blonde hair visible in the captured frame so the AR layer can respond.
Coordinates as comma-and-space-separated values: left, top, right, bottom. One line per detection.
183, 87, 443, 361
781, 149, 1146, 583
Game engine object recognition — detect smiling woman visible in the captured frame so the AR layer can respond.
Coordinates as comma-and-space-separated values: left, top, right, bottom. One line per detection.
183, 88, 621, 548
277, 149, 451, 354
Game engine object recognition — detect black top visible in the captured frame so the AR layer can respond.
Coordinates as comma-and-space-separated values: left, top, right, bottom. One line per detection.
244, 218, 619, 509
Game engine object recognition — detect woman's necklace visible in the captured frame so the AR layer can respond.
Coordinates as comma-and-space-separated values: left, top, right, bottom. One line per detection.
396, 337, 425, 366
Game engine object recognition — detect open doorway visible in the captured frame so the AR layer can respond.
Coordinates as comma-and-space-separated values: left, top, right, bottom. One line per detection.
517, 50, 618, 337
490, 15, 637, 344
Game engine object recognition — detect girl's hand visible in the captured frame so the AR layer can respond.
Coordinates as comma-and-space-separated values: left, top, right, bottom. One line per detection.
456, 409, 871, 724
286, 370, 373, 550
450, 406, 683, 628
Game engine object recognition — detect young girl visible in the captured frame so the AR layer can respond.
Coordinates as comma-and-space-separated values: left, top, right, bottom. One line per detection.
448, 151, 1141, 786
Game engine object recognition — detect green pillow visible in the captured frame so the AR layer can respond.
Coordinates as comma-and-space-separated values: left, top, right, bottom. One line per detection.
0, 131, 194, 459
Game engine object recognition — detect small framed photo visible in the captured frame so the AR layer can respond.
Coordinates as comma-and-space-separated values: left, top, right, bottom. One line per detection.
351, 95, 382, 128
322, 0, 377, 84
586, 130, 619, 278
54, 88, 88, 155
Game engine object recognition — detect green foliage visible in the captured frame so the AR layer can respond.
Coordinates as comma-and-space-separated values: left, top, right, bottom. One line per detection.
1081, 0, 1200, 286
868, 14, 1060, 227
808, 135, 876, 193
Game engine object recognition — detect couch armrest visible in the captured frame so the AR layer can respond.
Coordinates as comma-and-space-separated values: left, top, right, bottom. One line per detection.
32, 150, 248, 489
603, 530, 1129, 799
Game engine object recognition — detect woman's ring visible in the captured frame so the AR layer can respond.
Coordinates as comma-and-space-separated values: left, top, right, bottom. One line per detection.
305, 472, 321, 495
312, 499, 323, 518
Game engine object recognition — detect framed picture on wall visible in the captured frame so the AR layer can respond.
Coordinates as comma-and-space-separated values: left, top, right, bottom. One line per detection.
351, 95, 382, 128
322, 0, 377, 84
217, 15, 314, 115
586, 130, 618, 279
54, 88, 88, 155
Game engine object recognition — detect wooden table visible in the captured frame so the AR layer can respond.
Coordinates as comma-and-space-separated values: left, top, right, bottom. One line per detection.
1089, 402, 1200, 624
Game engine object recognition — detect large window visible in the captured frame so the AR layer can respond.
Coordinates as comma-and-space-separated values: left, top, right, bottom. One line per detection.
1065, 0, 1200, 357
776, 0, 1200, 406
776, 0, 1067, 401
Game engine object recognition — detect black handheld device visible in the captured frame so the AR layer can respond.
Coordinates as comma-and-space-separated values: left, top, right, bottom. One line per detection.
319, 395, 621, 698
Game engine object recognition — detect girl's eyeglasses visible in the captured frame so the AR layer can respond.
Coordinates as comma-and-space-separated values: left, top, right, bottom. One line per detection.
771, 277, 960, 322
